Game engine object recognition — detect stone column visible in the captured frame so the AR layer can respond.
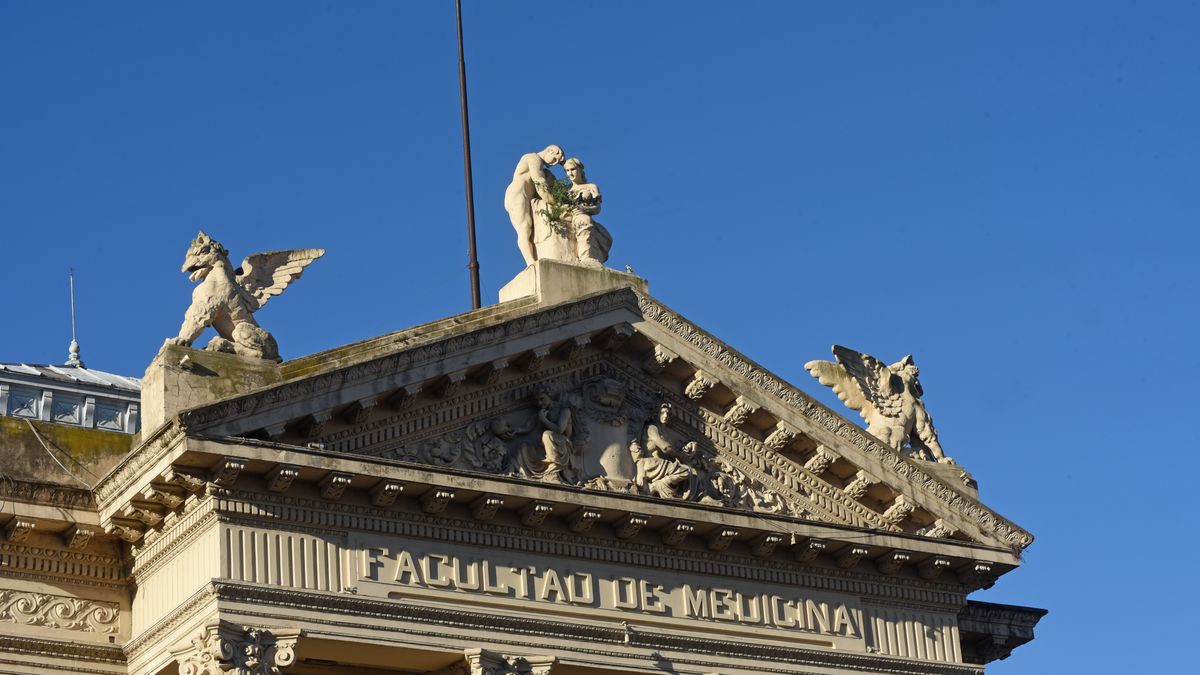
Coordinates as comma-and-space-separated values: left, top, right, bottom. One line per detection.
171, 622, 302, 675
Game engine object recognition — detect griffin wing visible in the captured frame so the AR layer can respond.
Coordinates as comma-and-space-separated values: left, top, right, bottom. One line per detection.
804, 354, 872, 417
831, 345, 905, 418
235, 248, 325, 311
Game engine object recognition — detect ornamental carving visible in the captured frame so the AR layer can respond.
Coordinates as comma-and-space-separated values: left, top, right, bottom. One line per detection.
173, 622, 301, 675
366, 371, 795, 517
0, 590, 119, 633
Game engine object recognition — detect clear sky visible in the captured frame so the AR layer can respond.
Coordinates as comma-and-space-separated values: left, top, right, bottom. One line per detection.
2, 2, 1196, 672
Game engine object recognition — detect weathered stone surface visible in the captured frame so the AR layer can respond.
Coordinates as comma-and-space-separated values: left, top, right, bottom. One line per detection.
499, 257, 647, 306
141, 344, 281, 433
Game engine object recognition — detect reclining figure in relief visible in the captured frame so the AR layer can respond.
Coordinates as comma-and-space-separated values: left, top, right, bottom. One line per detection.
805, 345, 954, 464
164, 231, 324, 362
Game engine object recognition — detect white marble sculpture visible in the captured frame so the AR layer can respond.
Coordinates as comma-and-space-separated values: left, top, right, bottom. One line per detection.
563, 158, 612, 267
164, 231, 324, 362
504, 145, 564, 266
805, 345, 954, 464
503, 147, 613, 267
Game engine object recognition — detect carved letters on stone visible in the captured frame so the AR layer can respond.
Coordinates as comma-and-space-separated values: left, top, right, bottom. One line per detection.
173, 623, 301, 675
0, 590, 119, 634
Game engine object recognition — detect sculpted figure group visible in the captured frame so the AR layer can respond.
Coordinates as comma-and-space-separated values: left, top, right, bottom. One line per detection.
504, 144, 612, 268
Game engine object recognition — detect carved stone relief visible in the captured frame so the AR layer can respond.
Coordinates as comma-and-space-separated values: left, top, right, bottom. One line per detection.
0, 590, 119, 633
367, 366, 796, 517
172, 622, 301, 675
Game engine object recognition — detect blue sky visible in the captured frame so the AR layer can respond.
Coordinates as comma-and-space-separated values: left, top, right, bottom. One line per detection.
2, 2, 1197, 672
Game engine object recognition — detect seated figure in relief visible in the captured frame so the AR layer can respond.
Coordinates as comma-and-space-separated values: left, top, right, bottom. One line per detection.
563, 157, 612, 267
629, 403, 696, 499
509, 388, 580, 484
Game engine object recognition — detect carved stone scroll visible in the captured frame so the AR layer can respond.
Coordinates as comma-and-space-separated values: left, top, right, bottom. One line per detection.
842, 470, 876, 500
882, 495, 916, 525
803, 447, 836, 475
763, 421, 799, 450
723, 396, 759, 427
421, 489, 455, 514
0, 590, 119, 634
683, 371, 717, 400
641, 344, 678, 374
660, 520, 694, 547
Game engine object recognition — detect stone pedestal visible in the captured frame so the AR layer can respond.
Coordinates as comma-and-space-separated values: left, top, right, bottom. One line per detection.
499, 259, 648, 306
141, 343, 282, 433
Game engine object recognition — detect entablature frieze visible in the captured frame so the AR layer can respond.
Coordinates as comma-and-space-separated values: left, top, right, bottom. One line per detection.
199, 581, 985, 675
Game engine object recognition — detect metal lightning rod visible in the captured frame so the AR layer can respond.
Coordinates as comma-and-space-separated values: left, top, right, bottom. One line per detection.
456, 0, 482, 310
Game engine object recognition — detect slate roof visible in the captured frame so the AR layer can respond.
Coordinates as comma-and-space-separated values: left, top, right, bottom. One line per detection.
0, 362, 140, 392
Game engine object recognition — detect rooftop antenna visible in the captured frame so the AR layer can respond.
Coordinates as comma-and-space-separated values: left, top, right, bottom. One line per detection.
456, 0, 482, 310
65, 268, 84, 368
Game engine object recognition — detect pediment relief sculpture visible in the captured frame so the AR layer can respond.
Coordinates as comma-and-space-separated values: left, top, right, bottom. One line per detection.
373, 373, 796, 518
165, 231, 324, 362
805, 345, 953, 464
505, 145, 612, 268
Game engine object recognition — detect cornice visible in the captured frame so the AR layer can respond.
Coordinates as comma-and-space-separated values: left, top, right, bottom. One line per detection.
93, 421, 186, 503
632, 292, 1034, 551
0, 478, 95, 509
0, 633, 126, 665
177, 290, 642, 431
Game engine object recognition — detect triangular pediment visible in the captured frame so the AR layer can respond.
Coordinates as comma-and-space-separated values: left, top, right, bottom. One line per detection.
174, 286, 1032, 553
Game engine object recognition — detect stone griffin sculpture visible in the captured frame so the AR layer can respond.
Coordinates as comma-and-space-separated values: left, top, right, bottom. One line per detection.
165, 231, 324, 362
805, 345, 954, 464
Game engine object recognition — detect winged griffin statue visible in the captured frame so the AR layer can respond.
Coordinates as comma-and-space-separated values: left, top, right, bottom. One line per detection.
164, 231, 324, 362
805, 345, 954, 464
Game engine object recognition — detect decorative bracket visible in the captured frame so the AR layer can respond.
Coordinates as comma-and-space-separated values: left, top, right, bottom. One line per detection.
792, 537, 827, 563
421, 488, 455, 514
641, 344, 678, 374
684, 371, 718, 400
5, 518, 35, 543
660, 520, 695, 547
877, 550, 912, 576
763, 421, 799, 450
804, 446, 837, 474
751, 532, 785, 558
723, 396, 760, 427
614, 514, 648, 540
319, 473, 353, 500
370, 480, 404, 507
836, 545, 869, 569
471, 494, 505, 522
520, 501, 554, 528
569, 508, 602, 533
209, 458, 246, 487
266, 465, 300, 494
706, 527, 739, 552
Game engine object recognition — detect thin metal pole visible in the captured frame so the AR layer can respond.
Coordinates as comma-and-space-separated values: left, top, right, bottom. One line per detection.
456, 0, 482, 310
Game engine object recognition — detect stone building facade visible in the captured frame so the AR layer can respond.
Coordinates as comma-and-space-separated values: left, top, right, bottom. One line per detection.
0, 260, 1043, 675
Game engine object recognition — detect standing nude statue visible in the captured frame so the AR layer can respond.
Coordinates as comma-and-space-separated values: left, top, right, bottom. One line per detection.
504, 145, 564, 266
